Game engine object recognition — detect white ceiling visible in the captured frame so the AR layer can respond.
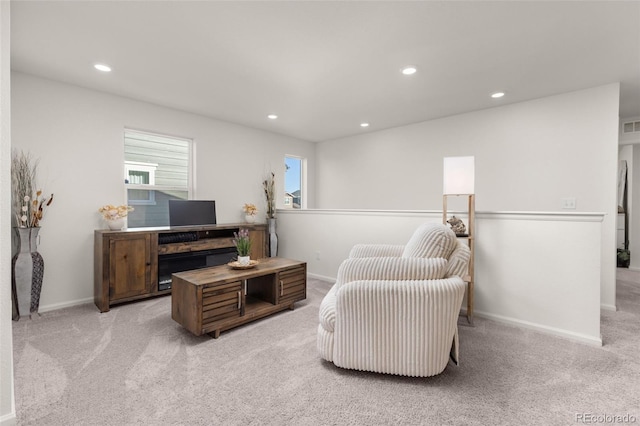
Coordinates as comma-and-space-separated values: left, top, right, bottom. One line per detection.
10, 1, 640, 142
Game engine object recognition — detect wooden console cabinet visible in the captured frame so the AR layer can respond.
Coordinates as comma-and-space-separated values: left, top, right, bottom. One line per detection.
94, 223, 267, 312
171, 257, 306, 338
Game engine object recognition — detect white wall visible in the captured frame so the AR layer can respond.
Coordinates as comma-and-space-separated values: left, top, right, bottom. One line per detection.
620, 122, 640, 271
316, 84, 620, 310
630, 146, 640, 271
618, 144, 632, 250
620, 121, 640, 264
277, 209, 603, 345
0, 2, 16, 425
10, 72, 316, 312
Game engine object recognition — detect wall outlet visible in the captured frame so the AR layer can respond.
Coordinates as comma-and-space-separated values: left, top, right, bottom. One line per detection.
561, 198, 576, 209
315, 251, 320, 260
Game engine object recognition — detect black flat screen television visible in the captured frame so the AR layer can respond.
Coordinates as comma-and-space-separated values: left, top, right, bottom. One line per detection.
169, 200, 217, 227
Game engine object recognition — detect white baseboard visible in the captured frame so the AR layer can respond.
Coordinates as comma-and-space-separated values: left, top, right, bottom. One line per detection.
307, 273, 336, 283
0, 412, 16, 426
601, 303, 617, 312
31, 297, 94, 314
474, 309, 603, 347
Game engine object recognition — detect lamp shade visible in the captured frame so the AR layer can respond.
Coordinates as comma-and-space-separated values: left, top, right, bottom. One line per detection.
443, 156, 475, 194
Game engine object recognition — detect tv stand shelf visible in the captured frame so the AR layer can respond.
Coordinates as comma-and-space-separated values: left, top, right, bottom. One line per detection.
158, 237, 236, 255
94, 223, 267, 312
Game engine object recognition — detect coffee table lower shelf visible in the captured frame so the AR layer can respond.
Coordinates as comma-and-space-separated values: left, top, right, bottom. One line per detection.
171, 257, 307, 338
204, 297, 296, 338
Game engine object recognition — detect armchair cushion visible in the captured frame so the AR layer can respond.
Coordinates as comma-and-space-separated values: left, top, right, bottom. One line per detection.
402, 223, 458, 259
335, 257, 448, 291
349, 244, 405, 259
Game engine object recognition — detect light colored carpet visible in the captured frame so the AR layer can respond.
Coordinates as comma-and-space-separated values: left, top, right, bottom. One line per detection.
12, 273, 640, 425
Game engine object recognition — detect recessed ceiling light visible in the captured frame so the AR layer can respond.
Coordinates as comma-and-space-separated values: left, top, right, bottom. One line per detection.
360, 123, 370, 128
94, 63, 112, 72
401, 66, 417, 76
491, 92, 505, 98
267, 114, 278, 120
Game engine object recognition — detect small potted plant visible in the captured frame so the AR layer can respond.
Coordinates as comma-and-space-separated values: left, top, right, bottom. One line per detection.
243, 203, 258, 223
617, 248, 630, 268
98, 204, 134, 230
234, 228, 252, 265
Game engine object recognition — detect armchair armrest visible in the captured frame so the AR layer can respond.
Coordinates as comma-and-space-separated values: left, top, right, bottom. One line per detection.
349, 244, 405, 259
334, 278, 466, 377
336, 257, 447, 289
445, 240, 471, 278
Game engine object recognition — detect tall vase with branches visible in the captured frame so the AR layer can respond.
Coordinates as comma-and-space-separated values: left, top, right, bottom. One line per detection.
263, 172, 276, 220
263, 172, 278, 256
12, 151, 54, 228
11, 149, 54, 320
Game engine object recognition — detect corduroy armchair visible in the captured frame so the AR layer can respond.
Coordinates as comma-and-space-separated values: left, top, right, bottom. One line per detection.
317, 223, 470, 377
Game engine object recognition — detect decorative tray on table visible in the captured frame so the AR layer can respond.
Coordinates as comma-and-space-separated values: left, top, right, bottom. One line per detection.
228, 260, 259, 270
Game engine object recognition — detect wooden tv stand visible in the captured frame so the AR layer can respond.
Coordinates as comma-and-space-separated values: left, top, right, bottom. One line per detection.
171, 257, 306, 338
94, 223, 267, 312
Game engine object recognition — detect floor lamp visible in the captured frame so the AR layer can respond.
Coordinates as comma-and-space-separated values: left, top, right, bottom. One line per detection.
443, 156, 475, 324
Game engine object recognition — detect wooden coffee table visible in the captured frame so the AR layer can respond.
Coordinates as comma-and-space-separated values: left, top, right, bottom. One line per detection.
171, 257, 306, 338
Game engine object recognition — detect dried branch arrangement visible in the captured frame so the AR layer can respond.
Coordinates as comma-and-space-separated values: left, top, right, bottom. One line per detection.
263, 172, 276, 219
11, 150, 54, 228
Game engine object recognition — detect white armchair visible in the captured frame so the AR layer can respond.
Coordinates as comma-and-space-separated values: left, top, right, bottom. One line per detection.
317, 223, 470, 377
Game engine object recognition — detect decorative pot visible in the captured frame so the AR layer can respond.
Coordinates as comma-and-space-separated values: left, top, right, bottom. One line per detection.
238, 255, 251, 266
245, 214, 256, 224
107, 218, 125, 230
268, 218, 278, 257
11, 227, 45, 320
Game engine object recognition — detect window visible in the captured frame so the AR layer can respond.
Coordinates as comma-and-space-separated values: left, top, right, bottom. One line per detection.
124, 130, 192, 227
284, 155, 304, 209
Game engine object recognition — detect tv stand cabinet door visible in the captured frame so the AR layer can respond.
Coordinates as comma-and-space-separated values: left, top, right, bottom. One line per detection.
249, 228, 267, 259
108, 234, 152, 301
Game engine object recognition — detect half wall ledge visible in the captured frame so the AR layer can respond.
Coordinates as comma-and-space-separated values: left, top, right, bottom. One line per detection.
276, 209, 605, 346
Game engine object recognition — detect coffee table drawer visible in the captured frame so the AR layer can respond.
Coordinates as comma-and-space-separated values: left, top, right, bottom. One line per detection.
203, 281, 242, 327
278, 265, 306, 303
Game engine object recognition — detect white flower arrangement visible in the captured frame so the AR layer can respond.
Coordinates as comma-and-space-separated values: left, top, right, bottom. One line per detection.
243, 203, 258, 216
98, 205, 134, 220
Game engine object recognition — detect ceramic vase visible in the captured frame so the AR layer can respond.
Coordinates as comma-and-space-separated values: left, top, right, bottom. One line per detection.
11, 227, 45, 320
238, 255, 250, 266
245, 215, 256, 224
107, 217, 125, 230
268, 218, 278, 257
